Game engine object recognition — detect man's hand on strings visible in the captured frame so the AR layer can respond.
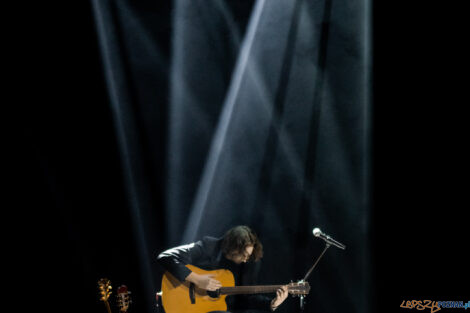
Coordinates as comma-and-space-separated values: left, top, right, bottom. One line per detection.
271, 285, 288, 311
187, 273, 222, 291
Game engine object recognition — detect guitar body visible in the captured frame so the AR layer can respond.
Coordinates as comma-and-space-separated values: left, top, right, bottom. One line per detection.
161, 264, 235, 313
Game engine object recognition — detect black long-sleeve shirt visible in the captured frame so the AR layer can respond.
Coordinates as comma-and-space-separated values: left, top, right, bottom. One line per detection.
156, 236, 273, 312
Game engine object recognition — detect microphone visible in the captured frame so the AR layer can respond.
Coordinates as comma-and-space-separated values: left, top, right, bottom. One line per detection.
312, 228, 346, 250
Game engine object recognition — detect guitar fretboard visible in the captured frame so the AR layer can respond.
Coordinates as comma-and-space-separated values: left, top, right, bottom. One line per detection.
219, 285, 286, 295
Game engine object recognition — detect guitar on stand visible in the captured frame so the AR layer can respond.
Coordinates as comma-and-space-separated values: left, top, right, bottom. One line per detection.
116, 285, 132, 313
161, 264, 310, 313
98, 278, 113, 313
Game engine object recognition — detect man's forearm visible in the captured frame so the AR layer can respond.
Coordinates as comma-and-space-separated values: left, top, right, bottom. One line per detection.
185, 272, 199, 284
156, 253, 192, 282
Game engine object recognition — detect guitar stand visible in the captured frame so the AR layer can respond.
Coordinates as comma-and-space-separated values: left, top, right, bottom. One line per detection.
298, 243, 331, 311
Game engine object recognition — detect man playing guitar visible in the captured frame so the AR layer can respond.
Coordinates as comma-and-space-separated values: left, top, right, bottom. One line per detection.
157, 225, 288, 312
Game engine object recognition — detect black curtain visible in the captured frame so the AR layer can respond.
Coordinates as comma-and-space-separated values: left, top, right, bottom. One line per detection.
14, 1, 467, 313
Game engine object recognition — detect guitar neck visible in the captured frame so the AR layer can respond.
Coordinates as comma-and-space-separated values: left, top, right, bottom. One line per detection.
104, 300, 113, 313
219, 285, 285, 295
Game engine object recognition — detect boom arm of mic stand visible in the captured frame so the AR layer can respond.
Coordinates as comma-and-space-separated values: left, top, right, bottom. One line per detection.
298, 243, 331, 311
303, 243, 331, 282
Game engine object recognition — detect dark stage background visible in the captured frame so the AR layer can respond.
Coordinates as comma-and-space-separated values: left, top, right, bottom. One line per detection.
14, 1, 467, 313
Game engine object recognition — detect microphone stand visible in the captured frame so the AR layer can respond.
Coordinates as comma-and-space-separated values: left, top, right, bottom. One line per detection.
298, 243, 331, 311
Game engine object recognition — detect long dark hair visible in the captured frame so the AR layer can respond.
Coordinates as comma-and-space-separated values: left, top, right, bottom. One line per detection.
221, 225, 263, 262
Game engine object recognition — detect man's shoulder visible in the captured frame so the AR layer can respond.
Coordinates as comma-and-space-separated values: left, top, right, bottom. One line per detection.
198, 236, 223, 254
200, 236, 222, 246
201, 235, 222, 242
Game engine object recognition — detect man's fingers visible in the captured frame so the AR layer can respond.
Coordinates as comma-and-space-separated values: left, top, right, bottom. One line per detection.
208, 279, 222, 290
276, 287, 287, 299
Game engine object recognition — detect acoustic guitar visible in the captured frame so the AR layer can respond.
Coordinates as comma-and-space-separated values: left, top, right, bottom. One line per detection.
98, 278, 113, 313
161, 264, 310, 313
116, 285, 132, 313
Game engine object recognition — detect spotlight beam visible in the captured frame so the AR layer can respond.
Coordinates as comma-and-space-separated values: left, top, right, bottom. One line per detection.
181, 0, 268, 244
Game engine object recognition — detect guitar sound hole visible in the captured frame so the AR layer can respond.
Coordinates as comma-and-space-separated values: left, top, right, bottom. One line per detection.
206, 290, 220, 298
